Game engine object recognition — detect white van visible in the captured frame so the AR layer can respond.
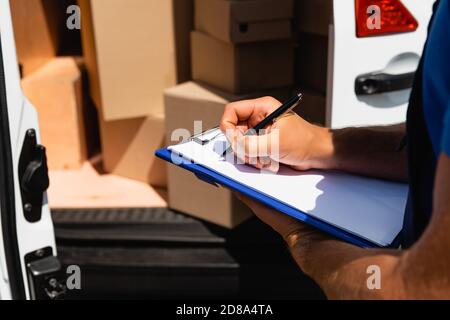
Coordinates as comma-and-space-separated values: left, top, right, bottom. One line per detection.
329, 0, 434, 128
296, 0, 433, 128
0, 0, 59, 300
0, 0, 435, 299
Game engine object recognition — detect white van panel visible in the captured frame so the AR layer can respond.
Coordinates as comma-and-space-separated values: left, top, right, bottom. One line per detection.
0, 0, 56, 299
329, 0, 434, 128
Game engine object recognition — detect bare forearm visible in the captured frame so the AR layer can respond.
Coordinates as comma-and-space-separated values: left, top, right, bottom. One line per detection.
315, 124, 408, 182
288, 234, 405, 299
289, 229, 450, 299
287, 155, 450, 299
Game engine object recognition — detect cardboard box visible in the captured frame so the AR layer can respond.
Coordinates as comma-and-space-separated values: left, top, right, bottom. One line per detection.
21, 57, 87, 170
164, 82, 256, 228
168, 165, 252, 228
10, 0, 80, 77
295, 33, 329, 94
99, 115, 167, 188
79, 0, 178, 120
195, 0, 293, 43
294, 0, 333, 37
191, 31, 294, 94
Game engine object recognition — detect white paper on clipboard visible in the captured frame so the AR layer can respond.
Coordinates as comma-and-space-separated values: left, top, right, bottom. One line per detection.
169, 128, 408, 247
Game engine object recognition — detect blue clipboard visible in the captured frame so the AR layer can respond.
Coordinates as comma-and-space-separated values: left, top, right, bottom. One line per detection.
156, 148, 401, 248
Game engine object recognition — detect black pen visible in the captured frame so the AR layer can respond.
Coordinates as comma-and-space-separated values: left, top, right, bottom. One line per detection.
222, 92, 303, 157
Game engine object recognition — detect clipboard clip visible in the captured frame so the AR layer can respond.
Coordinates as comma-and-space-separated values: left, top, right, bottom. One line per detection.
188, 126, 223, 145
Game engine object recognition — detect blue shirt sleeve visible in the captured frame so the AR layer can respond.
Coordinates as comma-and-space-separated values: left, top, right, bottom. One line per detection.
442, 100, 450, 156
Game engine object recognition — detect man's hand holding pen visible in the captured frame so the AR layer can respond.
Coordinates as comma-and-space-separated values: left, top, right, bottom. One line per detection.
220, 96, 335, 173
219, 95, 331, 253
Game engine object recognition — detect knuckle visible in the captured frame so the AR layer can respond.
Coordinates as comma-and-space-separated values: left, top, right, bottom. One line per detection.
261, 96, 278, 104
224, 103, 234, 112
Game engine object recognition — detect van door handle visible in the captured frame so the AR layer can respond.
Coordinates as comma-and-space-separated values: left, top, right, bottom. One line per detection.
355, 72, 415, 95
18, 129, 49, 222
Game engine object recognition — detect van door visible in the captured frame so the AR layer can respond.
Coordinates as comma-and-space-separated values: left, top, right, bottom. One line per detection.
0, 0, 60, 300
328, 0, 435, 128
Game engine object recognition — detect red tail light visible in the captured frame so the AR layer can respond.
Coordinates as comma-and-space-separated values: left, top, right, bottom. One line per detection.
355, 0, 418, 37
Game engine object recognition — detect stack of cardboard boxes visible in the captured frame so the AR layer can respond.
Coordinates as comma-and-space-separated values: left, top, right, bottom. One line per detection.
13, 0, 334, 229
13, 0, 194, 206
191, 0, 294, 93
164, 0, 295, 228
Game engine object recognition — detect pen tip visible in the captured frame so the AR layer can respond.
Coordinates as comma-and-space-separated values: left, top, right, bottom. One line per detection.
297, 92, 303, 99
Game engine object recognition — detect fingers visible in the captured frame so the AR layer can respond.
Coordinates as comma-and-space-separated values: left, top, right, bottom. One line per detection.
229, 131, 280, 173
253, 157, 280, 173
220, 96, 282, 172
241, 133, 273, 157
220, 101, 252, 136
233, 132, 278, 159
220, 96, 282, 135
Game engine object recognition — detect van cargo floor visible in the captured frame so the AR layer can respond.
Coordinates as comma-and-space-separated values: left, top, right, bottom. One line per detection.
53, 207, 225, 245
52, 208, 325, 299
